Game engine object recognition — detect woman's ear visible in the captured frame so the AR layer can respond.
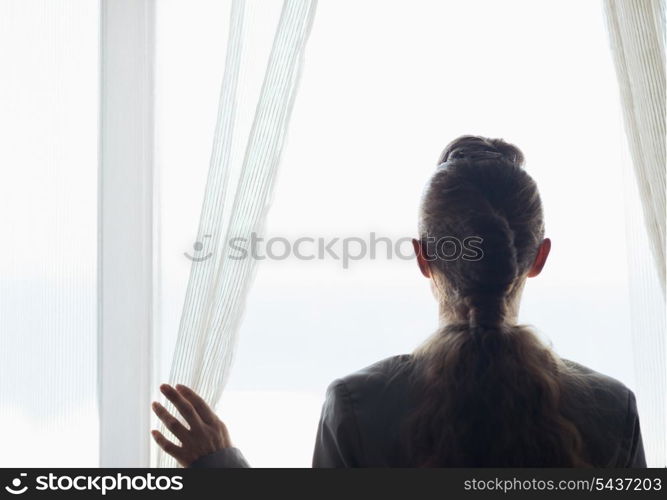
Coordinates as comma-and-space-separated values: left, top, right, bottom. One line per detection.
527, 238, 551, 278
412, 238, 432, 278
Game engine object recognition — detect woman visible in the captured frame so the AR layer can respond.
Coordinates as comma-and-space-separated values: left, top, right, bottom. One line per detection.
151, 136, 646, 467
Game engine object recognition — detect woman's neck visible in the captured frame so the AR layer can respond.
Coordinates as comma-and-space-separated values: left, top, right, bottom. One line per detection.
436, 283, 525, 327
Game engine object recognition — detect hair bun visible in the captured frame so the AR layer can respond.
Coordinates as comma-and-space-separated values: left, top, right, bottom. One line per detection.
438, 135, 524, 167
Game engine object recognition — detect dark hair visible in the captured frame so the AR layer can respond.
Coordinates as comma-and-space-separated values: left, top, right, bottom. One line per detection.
407, 135, 589, 466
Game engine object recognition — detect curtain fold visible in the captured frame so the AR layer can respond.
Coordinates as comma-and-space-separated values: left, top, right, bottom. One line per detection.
603, 0, 666, 466
158, 0, 317, 467
604, 0, 665, 293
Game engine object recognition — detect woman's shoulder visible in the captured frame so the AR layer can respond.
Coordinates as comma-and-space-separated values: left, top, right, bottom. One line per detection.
327, 354, 414, 393
327, 354, 412, 409
560, 358, 634, 401
317, 355, 417, 466
327, 355, 635, 405
559, 358, 644, 466
559, 357, 638, 422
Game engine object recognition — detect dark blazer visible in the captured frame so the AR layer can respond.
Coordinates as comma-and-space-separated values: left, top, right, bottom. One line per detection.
191, 354, 646, 468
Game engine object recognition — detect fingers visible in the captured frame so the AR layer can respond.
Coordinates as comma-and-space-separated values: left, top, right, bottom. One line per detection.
151, 430, 186, 465
175, 384, 217, 424
152, 384, 231, 466
152, 401, 189, 441
160, 384, 201, 427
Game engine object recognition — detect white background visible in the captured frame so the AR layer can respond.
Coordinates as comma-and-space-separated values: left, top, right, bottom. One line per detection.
155, 0, 642, 466
0, 0, 656, 467
0, 0, 99, 466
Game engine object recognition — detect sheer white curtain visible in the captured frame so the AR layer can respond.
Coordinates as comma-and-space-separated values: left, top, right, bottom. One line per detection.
603, 0, 666, 466
157, 0, 317, 466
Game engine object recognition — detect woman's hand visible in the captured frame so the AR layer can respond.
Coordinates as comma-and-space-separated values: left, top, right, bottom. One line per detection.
151, 383, 232, 467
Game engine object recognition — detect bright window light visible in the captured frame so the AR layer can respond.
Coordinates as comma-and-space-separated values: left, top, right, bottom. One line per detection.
0, 0, 99, 467
155, 0, 636, 467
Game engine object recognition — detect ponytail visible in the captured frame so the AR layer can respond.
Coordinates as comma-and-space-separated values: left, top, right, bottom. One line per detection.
408, 323, 588, 466
408, 136, 589, 466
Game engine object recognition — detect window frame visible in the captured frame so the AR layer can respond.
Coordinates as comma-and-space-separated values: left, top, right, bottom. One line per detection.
98, 0, 155, 467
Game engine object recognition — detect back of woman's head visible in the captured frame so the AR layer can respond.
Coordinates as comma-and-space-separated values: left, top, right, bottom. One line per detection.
420, 135, 543, 324
408, 135, 588, 467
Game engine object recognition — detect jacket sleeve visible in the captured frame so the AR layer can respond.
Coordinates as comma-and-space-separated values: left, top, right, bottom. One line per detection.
312, 379, 364, 467
623, 390, 646, 467
188, 447, 251, 468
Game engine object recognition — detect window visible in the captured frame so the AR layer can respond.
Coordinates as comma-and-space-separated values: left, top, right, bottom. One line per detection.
0, 0, 99, 467
0, 0, 659, 468
155, 0, 638, 466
